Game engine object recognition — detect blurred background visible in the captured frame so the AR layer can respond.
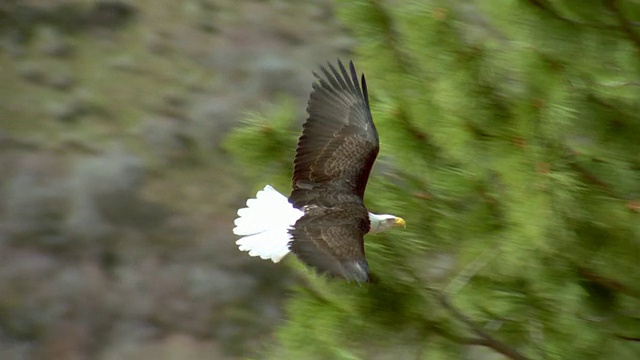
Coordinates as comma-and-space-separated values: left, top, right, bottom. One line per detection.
0, 0, 349, 359
2, 0, 640, 360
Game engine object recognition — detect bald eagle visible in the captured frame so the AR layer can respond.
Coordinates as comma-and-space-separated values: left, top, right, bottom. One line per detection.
233, 60, 405, 283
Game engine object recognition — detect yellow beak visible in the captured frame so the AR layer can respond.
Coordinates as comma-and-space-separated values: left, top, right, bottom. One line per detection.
395, 217, 406, 228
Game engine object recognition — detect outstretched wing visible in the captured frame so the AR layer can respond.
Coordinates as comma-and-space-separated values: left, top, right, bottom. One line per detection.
287, 60, 378, 282
289, 60, 379, 208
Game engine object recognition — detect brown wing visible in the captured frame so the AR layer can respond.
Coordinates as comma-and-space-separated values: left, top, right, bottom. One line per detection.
288, 202, 371, 283
289, 60, 379, 209
287, 60, 378, 282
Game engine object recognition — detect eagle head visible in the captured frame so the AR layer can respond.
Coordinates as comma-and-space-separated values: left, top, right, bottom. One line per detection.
368, 213, 406, 234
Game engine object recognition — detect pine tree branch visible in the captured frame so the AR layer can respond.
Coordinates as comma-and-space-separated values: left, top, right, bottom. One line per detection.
604, 0, 640, 54
578, 267, 640, 301
568, 156, 640, 209
597, 81, 640, 88
585, 92, 640, 119
524, 0, 639, 32
429, 324, 505, 347
366, 0, 414, 79
568, 162, 618, 197
444, 248, 496, 295
400, 262, 530, 359
400, 260, 530, 359
524, 0, 582, 26
616, 334, 640, 342
430, 289, 531, 360
364, 0, 436, 147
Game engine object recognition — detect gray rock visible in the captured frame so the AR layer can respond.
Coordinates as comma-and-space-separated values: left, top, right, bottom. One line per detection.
186, 265, 256, 306
145, 32, 172, 55
49, 98, 86, 122
63, 186, 114, 244
1, 153, 70, 245
18, 61, 47, 84
138, 117, 194, 166
187, 96, 239, 150
0, 250, 61, 337
34, 319, 91, 360
250, 54, 306, 96
64, 147, 145, 241
32, 25, 73, 58
99, 333, 228, 360
47, 72, 76, 91
0, 341, 34, 360
18, 60, 76, 91
0, 33, 27, 58
85, 0, 138, 28
108, 55, 139, 72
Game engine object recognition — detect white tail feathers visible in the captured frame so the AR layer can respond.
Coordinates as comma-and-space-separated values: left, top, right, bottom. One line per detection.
233, 185, 303, 263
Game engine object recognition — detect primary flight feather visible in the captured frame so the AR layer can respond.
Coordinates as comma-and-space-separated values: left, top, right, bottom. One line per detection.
233, 60, 405, 283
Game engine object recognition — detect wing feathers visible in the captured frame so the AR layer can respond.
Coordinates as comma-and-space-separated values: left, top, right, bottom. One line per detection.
292, 59, 379, 204
289, 203, 370, 283
287, 59, 378, 281
349, 62, 361, 96
361, 73, 370, 109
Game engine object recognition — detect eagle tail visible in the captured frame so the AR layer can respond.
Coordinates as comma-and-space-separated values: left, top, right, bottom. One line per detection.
233, 185, 303, 263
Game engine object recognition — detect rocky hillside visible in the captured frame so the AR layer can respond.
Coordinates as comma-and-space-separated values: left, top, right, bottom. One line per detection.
0, 0, 352, 358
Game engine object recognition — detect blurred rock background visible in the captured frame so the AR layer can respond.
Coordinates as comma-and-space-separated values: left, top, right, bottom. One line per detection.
0, 0, 352, 358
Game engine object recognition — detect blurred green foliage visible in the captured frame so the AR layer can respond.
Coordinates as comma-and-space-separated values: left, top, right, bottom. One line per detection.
225, 0, 640, 358
222, 96, 299, 192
